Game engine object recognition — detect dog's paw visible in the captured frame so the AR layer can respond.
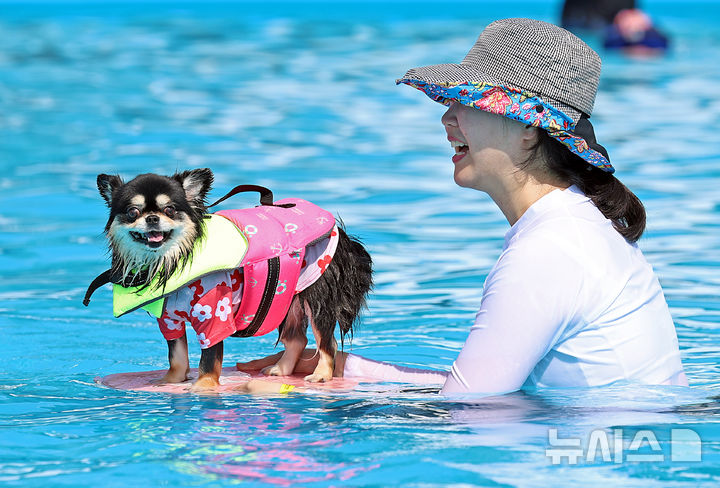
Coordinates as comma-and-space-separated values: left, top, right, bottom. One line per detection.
303, 372, 332, 383
190, 375, 220, 391
151, 371, 191, 384
262, 364, 291, 377
304, 362, 333, 383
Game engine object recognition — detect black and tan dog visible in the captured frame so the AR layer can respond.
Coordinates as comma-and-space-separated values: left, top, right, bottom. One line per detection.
88, 168, 372, 389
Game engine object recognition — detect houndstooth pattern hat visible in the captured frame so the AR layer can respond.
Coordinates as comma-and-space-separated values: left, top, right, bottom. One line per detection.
398, 18, 614, 172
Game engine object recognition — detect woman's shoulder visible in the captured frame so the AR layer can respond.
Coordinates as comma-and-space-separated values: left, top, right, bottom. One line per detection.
489, 189, 662, 328
503, 187, 648, 280
510, 188, 617, 246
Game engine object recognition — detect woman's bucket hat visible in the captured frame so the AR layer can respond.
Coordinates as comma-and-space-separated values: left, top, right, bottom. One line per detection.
398, 18, 614, 173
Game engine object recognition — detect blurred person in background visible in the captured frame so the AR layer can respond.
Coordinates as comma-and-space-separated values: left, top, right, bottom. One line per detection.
562, 0, 669, 53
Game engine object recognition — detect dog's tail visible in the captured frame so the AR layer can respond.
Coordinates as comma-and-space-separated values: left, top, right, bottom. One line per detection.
334, 227, 373, 344
298, 224, 373, 350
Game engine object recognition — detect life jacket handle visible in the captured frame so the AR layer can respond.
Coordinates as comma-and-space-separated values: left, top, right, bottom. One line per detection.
208, 184, 295, 209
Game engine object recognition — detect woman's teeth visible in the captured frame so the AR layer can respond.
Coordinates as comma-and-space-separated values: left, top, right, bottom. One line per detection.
450, 140, 468, 154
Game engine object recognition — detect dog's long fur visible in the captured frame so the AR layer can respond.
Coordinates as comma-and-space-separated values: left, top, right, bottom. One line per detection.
96, 169, 372, 388
285, 224, 373, 350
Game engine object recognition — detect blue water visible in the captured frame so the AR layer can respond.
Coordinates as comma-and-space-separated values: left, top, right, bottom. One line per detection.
2, 0, 720, 485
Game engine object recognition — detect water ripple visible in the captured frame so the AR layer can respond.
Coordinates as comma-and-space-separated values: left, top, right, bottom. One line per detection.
2, 1, 720, 486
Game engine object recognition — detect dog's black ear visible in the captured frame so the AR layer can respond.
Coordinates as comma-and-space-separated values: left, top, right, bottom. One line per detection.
174, 168, 213, 206
97, 174, 123, 207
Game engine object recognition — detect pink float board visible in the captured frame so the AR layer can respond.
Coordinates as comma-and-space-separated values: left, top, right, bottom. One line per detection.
95, 367, 359, 393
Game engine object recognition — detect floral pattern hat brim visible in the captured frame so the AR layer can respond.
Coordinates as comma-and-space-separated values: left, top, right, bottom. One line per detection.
399, 79, 614, 173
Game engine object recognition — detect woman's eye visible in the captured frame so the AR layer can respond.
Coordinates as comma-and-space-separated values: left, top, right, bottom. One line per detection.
164, 206, 176, 218
127, 207, 140, 219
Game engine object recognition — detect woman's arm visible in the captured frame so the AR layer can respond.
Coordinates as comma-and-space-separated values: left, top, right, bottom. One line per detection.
343, 353, 447, 384
237, 349, 447, 384
441, 237, 584, 395
237, 348, 347, 377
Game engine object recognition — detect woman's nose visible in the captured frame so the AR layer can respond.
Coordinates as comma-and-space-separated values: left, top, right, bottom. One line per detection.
441, 102, 458, 127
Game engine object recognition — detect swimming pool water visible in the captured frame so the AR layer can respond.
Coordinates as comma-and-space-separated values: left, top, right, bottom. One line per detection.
2, 1, 720, 486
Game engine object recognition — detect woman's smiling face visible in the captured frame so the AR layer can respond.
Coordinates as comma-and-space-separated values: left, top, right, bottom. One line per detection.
441, 102, 527, 194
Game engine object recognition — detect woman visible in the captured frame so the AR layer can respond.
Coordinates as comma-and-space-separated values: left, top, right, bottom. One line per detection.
238, 18, 687, 395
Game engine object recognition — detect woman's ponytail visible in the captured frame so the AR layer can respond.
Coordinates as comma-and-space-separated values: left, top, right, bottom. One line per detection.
533, 130, 646, 242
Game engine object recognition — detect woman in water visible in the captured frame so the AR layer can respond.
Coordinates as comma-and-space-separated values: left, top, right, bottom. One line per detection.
239, 18, 687, 395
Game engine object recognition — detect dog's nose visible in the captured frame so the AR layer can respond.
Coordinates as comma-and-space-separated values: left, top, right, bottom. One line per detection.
145, 214, 160, 225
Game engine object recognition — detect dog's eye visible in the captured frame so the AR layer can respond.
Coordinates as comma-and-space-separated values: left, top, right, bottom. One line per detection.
164, 206, 176, 218
127, 207, 140, 220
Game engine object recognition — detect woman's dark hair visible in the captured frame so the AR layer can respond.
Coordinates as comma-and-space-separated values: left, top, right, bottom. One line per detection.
530, 129, 646, 242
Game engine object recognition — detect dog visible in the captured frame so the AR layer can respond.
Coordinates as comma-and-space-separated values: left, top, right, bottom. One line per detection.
91, 168, 372, 390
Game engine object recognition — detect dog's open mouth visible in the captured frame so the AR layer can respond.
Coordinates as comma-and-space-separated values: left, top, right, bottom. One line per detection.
130, 230, 173, 248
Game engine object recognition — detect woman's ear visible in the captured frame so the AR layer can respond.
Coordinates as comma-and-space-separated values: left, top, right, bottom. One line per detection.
521, 125, 540, 148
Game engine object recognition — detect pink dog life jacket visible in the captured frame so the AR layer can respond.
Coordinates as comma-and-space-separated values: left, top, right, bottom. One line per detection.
84, 185, 336, 338
215, 197, 335, 337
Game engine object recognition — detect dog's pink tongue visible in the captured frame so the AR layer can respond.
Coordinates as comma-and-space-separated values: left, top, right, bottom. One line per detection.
147, 231, 164, 243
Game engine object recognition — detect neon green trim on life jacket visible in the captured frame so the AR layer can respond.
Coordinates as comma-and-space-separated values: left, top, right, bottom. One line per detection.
112, 214, 248, 318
